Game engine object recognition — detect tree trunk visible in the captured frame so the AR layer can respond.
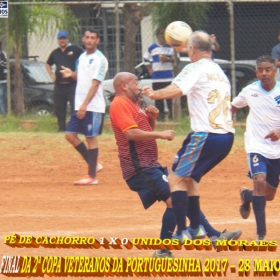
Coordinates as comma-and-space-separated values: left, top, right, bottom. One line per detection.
122, 4, 143, 73
13, 39, 25, 116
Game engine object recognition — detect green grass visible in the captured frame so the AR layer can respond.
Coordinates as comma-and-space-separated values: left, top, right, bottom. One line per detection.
0, 115, 57, 133
0, 114, 246, 147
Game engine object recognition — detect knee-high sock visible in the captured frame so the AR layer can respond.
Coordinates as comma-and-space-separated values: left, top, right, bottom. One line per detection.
88, 148, 98, 178
160, 208, 176, 240
188, 196, 200, 229
171, 191, 187, 235
252, 196, 266, 235
75, 142, 88, 162
198, 210, 220, 238
185, 192, 220, 237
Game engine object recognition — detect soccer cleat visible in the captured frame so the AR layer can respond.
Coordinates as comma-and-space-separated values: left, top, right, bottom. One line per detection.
172, 229, 192, 244
73, 176, 98, 185
211, 229, 242, 250
239, 187, 251, 219
172, 225, 206, 244
187, 225, 207, 239
152, 250, 174, 258
256, 234, 266, 243
96, 163, 103, 173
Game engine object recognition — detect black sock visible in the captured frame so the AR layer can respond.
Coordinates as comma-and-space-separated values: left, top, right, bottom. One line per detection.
199, 210, 220, 238
88, 148, 98, 178
252, 196, 266, 235
188, 196, 200, 229
185, 192, 219, 238
244, 189, 253, 203
160, 208, 176, 241
75, 142, 88, 162
171, 191, 187, 235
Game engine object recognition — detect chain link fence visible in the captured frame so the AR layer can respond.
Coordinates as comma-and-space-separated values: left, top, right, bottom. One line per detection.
0, 1, 280, 118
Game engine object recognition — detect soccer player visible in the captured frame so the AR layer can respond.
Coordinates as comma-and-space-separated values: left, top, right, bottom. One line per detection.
231, 55, 280, 241
110, 72, 241, 258
142, 31, 236, 243
60, 29, 108, 185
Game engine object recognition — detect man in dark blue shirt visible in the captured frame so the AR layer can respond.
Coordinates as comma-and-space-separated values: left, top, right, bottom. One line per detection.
46, 30, 84, 132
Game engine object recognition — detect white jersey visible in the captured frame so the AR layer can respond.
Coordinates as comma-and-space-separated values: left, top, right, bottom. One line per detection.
232, 81, 280, 159
75, 50, 108, 113
173, 58, 234, 134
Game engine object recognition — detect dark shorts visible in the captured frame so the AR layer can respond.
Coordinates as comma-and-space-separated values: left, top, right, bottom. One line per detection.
247, 153, 280, 189
172, 132, 234, 183
66, 111, 105, 137
126, 167, 171, 209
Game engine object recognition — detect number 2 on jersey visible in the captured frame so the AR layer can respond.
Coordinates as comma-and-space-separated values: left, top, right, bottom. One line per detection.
208, 90, 231, 129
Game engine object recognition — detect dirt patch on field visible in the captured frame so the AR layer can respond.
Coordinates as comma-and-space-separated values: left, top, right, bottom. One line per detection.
0, 132, 279, 280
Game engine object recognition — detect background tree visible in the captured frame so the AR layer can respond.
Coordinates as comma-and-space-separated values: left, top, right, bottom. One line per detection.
151, 3, 210, 32
1, 0, 80, 115
121, 3, 151, 73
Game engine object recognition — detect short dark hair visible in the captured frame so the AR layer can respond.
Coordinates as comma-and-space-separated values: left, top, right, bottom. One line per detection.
84, 29, 99, 38
256, 55, 276, 67
156, 28, 165, 36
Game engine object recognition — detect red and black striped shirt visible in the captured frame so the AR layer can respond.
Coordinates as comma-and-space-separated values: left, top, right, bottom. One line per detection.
110, 96, 160, 180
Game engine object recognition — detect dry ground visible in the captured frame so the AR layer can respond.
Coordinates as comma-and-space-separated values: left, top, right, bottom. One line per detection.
0, 132, 280, 280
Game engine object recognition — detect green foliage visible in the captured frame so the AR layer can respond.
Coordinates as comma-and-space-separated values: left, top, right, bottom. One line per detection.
0, 115, 57, 132
151, 3, 211, 30
4, 1, 81, 49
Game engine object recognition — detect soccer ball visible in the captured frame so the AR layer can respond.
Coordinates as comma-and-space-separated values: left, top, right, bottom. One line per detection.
165, 21, 193, 52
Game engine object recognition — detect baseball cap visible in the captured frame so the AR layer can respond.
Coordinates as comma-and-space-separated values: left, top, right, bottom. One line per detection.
57, 30, 69, 39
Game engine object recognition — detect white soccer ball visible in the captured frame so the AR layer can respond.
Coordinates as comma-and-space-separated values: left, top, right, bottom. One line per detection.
165, 21, 193, 52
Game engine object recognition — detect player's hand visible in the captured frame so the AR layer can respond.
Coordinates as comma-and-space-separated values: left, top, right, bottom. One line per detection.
159, 55, 168, 62
211, 34, 217, 43
264, 128, 280, 142
145, 106, 159, 119
160, 130, 175, 141
60, 66, 72, 78
77, 105, 87, 119
142, 86, 156, 100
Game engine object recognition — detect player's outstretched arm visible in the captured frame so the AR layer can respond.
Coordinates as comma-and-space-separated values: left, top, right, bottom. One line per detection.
142, 84, 182, 100
124, 129, 175, 142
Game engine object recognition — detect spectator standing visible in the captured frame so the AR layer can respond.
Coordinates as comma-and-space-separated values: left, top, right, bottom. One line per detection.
271, 30, 280, 81
0, 41, 7, 115
60, 29, 108, 185
46, 30, 84, 132
144, 28, 175, 122
211, 34, 220, 60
